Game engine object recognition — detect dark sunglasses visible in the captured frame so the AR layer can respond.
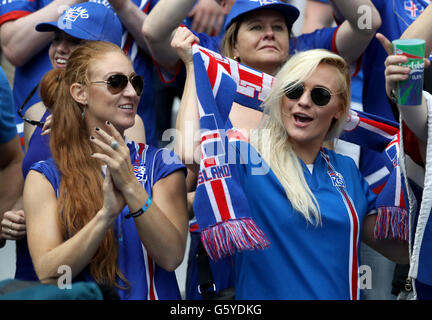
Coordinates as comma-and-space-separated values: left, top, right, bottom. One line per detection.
284, 83, 336, 107
91, 74, 144, 96
18, 83, 45, 128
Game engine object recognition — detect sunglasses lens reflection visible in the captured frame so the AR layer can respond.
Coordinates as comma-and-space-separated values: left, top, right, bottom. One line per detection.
107, 75, 128, 94
285, 84, 332, 107
106, 75, 144, 96
311, 88, 331, 106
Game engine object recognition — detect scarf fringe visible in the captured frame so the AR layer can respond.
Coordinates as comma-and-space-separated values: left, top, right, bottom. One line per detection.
201, 218, 270, 261
373, 206, 408, 241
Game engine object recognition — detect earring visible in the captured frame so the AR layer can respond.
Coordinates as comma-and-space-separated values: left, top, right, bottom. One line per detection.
81, 107, 86, 120
233, 56, 240, 62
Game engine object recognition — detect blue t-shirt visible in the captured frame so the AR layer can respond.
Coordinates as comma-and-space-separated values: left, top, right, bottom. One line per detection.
29, 141, 186, 299
0, 0, 159, 146
233, 142, 377, 299
0, 67, 16, 144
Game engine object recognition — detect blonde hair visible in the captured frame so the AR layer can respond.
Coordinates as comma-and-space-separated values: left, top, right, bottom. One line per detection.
221, 20, 240, 59
251, 49, 351, 225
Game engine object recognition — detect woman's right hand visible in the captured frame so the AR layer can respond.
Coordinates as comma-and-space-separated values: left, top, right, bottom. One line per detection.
384, 54, 411, 100
170, 26, 200, 66
101, 168, 126, 222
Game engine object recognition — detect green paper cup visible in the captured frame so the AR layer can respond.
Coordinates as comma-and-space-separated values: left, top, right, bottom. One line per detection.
392, 38, 425, 105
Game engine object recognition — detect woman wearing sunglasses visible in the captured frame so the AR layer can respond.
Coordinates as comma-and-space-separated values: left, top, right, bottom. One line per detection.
175, 30, 409, 297
2, 3, 147, 283
23, 41, 189, 299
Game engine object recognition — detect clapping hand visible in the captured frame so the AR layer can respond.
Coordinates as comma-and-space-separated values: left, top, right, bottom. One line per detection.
90, 121, 137, 200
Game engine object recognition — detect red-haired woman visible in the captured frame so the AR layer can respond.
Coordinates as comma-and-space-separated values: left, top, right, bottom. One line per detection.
23, 41, 188, 299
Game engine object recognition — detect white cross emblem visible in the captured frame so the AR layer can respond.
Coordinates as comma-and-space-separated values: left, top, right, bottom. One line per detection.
64, 7, 90, 22
249, 0, 278, 6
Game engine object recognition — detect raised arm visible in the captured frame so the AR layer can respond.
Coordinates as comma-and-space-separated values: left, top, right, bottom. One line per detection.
107, 0, 151, 55
0, 0, 83, 67
302, 0, 334, 34
142, 0, 198, 74
171, 27, 201, 172
376, 16, 432, 160
401, 4, 432, 58
329, 0, 381, 64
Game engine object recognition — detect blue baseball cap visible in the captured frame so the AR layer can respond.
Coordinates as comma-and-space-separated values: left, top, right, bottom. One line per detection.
35, 2, 122, 47
224, 0, 300, 31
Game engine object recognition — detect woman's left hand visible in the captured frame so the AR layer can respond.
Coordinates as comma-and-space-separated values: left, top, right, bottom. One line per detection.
90, 121, 137, 194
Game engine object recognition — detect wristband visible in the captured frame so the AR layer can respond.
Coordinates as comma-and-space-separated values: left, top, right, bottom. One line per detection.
125, 196, 152, 219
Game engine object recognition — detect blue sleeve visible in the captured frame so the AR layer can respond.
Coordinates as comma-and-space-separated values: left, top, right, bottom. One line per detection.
0, 0, 38, 24
0, 67, 16, 144
290, 26, 337, 55
361, 171, 377, 214
150, 148, 187, 186
29, 158, 61, 195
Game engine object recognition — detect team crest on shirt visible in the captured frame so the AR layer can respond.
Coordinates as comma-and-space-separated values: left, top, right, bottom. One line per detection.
133, 166, 147, 184
328, 170, 346, 188
404, 1, 425, 19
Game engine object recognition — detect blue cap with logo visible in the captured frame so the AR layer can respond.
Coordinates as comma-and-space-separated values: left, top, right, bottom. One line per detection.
35, 2, 123, 47
224, 0, 300, 31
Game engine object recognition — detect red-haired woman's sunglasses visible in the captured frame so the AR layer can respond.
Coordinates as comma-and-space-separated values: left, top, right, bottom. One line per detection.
91, 74, 144, 96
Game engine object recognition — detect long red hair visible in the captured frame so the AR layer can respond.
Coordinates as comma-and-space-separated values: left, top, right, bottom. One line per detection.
41, 41, 128, 289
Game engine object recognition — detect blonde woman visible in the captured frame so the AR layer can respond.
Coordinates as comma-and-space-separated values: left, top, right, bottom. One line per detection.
174, 32, 409, 298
